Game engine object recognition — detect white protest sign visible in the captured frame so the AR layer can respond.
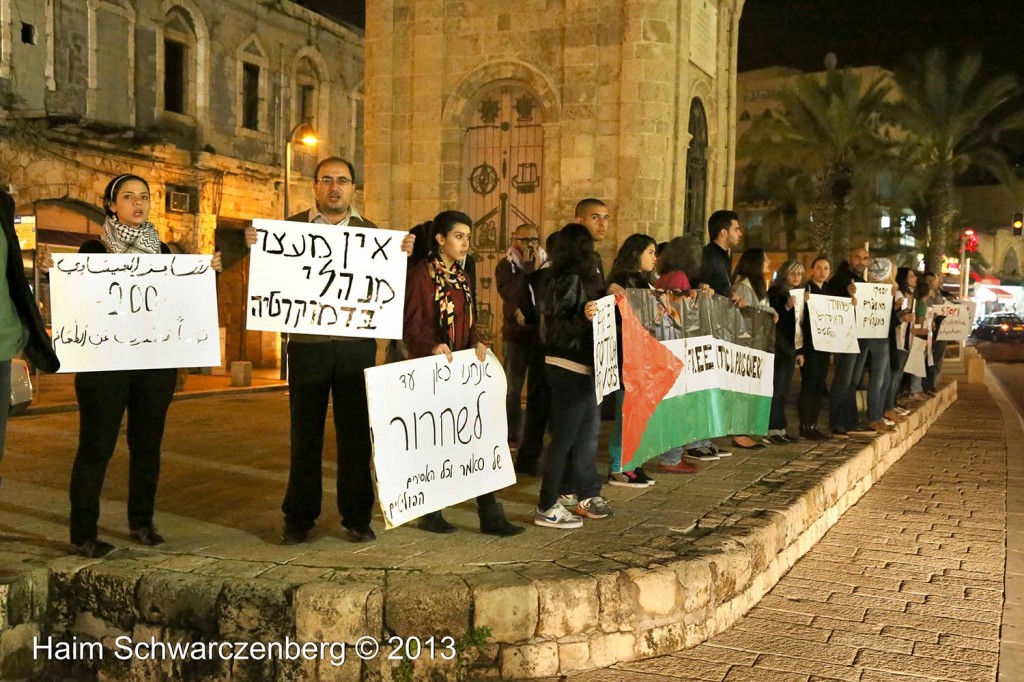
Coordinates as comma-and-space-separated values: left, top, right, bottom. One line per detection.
791, 288, 805, 349
933, 301, 978, 342
592, 295, 620, 403
806, 294, 859, 353
49, 254, 220, 373
364, 350, 516, 528
854, 283, 893, 338
905, 335, 929, 377
247, 219, 407, 339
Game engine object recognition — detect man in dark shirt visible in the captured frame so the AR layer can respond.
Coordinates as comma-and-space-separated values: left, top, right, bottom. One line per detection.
824, 247, 870, 437
698, 210, 745, 304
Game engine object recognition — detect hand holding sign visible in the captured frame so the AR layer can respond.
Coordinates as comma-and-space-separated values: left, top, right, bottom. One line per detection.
806, 294, 859, 353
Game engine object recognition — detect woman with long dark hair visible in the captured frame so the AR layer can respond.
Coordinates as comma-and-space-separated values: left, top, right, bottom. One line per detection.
731, 248, 776, 449
605, 233, 658, 487
534, 223, 610, 529
766, 259, 805, 443
798, 256, 831, 440
403, 210, 523, 536
43, 174, 223, 557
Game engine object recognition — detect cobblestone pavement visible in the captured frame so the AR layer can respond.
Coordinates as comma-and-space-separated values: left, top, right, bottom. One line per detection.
565, 378, 1012, 682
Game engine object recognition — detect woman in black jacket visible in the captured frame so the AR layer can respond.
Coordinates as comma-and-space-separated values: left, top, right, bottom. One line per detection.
766, 259, 805, 443
534, 223, 607, 529
798, 256, 831, 440
43, 174, 222, 557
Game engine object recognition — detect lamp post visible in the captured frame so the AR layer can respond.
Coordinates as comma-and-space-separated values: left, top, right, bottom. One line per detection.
279, 122, 318, 378
284, 121, 318, 218
960, 228, 975, 299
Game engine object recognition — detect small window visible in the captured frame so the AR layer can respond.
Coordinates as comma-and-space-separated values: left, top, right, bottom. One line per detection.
242, 62, 260, 130
21, 23, 36, 45
298, 84, 316, 123
164, 39, 186, 114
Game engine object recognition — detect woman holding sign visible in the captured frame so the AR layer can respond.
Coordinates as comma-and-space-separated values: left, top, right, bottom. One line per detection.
730, 248, 777, 450
41, 174, 222, 558
798, 257, 832, 441
766, 260, 805, 444
403, 210, 523, 536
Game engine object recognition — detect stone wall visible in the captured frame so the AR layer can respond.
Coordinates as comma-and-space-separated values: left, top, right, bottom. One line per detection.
365, 0, 743, 349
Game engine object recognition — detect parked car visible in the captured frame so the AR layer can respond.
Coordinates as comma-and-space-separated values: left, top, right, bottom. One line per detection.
971, 313, 1024, 343
9, 357, 32, 415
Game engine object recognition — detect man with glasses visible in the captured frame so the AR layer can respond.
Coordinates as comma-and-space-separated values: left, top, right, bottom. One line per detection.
496, 223, 549, 475
246, 157, 412, 546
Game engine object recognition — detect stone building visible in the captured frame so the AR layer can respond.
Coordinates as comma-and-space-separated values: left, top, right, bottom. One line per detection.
0, 0, 365, 368
364, 0, 744, 348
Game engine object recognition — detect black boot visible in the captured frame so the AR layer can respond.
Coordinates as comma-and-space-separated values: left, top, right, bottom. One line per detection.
478, 501, 525, 536
417, 510, 457, 534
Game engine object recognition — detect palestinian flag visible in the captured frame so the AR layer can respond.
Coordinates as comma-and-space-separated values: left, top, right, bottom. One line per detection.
618, 293, 774, 470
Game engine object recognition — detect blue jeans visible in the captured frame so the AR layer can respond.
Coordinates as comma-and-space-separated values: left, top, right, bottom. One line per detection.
539, 365, 602, 510
924, 340, 947, 392
885, 349, 909, 411
852, 337, 889, 423
830, 350, 861, 431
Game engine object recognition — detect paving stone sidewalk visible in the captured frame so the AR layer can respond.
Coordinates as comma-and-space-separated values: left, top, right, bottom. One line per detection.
564, 380, 1009, 682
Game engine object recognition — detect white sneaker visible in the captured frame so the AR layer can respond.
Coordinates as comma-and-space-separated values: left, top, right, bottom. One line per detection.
535, 503, 584, 529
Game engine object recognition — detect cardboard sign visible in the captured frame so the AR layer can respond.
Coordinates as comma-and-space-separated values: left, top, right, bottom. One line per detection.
905, 335, 929, 377
806, 294, 859, 354
854, 283, 893, 338
49, 254, 221, 373
364, 350, 516, 528
933, 301, 978, 342
592, 295, 620, 403
791, 288, 805, 349
247, 219, 407, 339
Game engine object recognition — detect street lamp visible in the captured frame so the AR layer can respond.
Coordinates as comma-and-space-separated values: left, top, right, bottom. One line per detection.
280, 122, 318, 377
284, 122, 318, 219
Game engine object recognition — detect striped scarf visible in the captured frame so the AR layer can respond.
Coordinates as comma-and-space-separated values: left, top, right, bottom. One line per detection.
100, 215, 161, 254
429, 256, 473, 347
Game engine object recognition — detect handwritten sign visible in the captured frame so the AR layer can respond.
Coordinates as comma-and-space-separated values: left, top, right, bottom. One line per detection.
364, 350, 516, 528
933, 301, 978, 342
49, 254, 220, 373
791, 288, 805, 349
247, 219, 407, 339
806, 294, 859, 353
854, 283, 893, 338
593, 295, 620, 403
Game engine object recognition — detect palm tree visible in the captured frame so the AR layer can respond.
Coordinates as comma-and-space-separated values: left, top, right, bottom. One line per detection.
891, 50, 1024, 273
740, 67, 891, 265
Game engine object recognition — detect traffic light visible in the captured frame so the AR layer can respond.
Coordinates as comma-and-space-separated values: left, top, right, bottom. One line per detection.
1014, 212, 1024, 237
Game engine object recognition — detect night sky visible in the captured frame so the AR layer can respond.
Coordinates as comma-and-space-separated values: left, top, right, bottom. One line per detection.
739, 0, 1024, 78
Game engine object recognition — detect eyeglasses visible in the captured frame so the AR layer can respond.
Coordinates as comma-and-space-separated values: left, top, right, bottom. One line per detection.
316, 177, 353, 187
516, 237, 540, 244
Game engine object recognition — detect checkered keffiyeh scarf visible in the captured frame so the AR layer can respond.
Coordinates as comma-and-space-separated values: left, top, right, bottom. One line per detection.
429, 256, 473, 347
100, 215, 161, 254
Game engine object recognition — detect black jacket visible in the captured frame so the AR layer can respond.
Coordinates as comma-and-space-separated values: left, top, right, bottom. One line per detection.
768, 283, 798, 360
541, 271, 604, 366
698, 242, 732, 298
824, 261, 864, 298
2, 190, 59, 373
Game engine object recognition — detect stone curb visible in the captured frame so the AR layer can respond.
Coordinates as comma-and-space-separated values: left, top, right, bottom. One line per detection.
0, 383, 957, 681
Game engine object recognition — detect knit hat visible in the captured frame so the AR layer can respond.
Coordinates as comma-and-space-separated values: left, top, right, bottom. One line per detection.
867, 257, 893, 283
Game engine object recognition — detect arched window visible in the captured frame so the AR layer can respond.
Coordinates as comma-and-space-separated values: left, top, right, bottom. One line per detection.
235, 35, 269, 135
161, 7, 195, 115
684, 98, 708, 236
294, 56, 320, 127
